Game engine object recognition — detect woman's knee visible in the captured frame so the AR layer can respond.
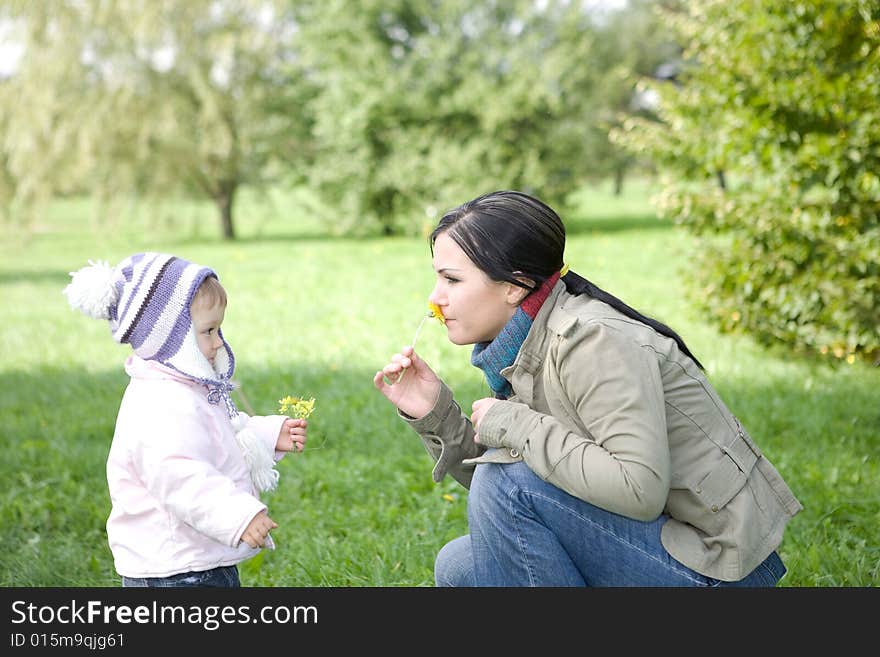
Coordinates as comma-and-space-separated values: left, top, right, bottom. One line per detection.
434, 535, 474, 587
467, 463, 509, 527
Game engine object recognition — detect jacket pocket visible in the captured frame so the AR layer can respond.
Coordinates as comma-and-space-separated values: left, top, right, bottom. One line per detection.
695, 418, 761, 513
691, 418, 762, 533
694, 456, 749, 516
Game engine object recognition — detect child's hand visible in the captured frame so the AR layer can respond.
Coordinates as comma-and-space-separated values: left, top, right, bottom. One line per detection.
276, 417, 307, 453
240, 510, 277, 549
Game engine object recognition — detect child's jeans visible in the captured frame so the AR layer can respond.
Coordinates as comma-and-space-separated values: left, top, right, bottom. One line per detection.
122, 565, 240, 588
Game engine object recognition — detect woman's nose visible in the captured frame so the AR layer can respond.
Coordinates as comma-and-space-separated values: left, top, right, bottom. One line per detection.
428, 282, 443, 306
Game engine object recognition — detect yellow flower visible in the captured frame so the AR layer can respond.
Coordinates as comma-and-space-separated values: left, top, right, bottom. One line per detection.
428, 302, 446, 324
278, 395, 316, 419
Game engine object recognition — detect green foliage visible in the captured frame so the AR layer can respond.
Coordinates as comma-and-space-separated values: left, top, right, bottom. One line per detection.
0, 184, 877, 586
0, 0, 316, 238
291, 0, 675, 235
613, 0, 880, 363
0, 1, 678, 237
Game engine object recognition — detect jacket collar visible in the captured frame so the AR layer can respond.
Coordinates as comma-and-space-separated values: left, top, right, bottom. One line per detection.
500, 280, 578, 402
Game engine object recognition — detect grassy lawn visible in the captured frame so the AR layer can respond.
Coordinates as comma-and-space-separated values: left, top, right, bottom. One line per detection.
0, 181, 876, 586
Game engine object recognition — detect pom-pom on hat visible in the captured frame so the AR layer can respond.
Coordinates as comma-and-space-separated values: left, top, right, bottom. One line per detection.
63, 253, 235, 391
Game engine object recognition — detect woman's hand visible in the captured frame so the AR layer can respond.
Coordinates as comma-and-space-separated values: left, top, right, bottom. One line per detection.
470, 397, 499, 443
373, 346, 441, 419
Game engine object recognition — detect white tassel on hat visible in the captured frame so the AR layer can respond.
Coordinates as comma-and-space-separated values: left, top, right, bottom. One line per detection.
231, 412, 279, 493
63, 259, 119, 319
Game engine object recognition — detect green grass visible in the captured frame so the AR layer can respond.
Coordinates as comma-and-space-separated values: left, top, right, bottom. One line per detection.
1, 181, 877, 586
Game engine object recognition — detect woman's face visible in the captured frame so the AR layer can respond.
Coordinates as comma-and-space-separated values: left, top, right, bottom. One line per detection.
428, 231, 522, 345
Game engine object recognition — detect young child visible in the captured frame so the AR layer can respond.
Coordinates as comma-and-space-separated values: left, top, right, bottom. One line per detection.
63, 252, 307, 587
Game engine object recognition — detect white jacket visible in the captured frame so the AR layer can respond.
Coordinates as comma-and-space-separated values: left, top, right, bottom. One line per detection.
106, 355, 287, 578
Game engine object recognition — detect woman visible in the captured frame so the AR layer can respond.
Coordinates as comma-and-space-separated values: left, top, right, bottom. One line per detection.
373, 190, 802, 586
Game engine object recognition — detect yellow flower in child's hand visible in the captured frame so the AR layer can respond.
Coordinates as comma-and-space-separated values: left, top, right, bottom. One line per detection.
278, 396, 316, 419
428, 302, 446, 324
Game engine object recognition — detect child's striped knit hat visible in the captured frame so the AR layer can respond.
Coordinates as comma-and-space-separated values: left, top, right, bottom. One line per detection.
63, 252, 235, 389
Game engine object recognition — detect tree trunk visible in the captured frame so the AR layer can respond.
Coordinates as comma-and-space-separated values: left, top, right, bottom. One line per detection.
716, 169, 727, 190
373, 187, 396, 236
216, 184, 236, 240
614, 164, 626, 196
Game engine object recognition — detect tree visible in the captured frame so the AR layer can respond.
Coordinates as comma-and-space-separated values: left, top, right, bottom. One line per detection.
0, 0, 315, 239
613, 0, 880, 363
292, 0, 666, 235
591, 0, 683, 195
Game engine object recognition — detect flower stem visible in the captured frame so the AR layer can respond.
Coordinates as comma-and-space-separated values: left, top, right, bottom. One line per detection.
394, 312, 430, 384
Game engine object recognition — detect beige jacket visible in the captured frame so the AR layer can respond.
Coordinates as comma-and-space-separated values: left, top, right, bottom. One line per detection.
403, 281, 802, 581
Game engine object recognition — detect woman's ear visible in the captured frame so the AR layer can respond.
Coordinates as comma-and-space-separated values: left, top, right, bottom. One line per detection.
505, 277, 534, 306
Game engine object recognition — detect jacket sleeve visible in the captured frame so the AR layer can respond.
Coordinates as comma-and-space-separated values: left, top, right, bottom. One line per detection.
398, 381, 486, 488
135, 400, 268, 547
477, 320, 671, 521
239, 413, 289, 462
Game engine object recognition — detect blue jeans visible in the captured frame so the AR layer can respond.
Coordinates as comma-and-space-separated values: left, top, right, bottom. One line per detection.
122, 565, 241, 588
435, 461, 787, 587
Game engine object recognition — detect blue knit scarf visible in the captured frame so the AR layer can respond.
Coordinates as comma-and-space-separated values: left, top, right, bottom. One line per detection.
470, 273, 559, 399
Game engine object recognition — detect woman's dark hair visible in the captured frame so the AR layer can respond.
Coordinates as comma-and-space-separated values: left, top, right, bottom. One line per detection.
430, 190, 705, 370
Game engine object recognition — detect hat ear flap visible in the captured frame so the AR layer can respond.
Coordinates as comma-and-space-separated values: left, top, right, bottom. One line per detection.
63, 260, 120, 320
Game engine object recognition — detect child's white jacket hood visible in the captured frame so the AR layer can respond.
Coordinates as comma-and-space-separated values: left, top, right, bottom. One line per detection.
106, 355, 286, 578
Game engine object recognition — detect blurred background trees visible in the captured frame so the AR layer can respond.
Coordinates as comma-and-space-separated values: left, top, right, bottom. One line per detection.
0, 0, 316, 238
290, 0, 673, 235
1, 0, 876, 361
613, 0, 879, 363
0, 0, 668, 236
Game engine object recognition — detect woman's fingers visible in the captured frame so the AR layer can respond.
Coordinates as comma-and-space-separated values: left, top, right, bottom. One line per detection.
375, 348, 430, 392
374, 369, 398, 392
390, 352, 412, 370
